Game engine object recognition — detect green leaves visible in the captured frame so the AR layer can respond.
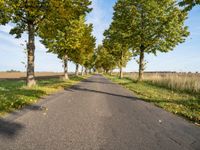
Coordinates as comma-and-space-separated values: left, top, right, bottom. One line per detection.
39, 1, 95, 71
68, 16, 96, 67
102, 0, 189, 80
4, 0, 50, 37
1, 0, 93, 86
101, 0, 132, 73
0, 0, 10, 25
179, 0, 200, 11
123, 0, 189, 54
95, 45, 117, 72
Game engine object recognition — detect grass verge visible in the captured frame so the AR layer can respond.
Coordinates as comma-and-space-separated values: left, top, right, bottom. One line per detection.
105, 75, 200, 124
0, 75, 89, 116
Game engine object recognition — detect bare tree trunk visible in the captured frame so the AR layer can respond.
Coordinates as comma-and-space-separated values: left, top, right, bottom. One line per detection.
75, 64, 79, 76
81, 66, 84, 76
119, 50, 123, 79
138, 46, 145, 81
85, 68, 88, 75
63, 55, 69, 80
119, 67, 123, 79
27, 23, 36, 87
110, 70, 113, 76
138, 7, 145, 82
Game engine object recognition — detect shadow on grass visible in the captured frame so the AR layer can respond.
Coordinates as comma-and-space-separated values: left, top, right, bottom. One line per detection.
119, 77, 200, 105
70, 75, 88, 82
119, 77, 200, 98
0, 76, 86, 115
0, 79, 61, 115
0, 118, 24, 138
110, 76, 200, 123
144, 97, 200, 123
0, 82, 46, 115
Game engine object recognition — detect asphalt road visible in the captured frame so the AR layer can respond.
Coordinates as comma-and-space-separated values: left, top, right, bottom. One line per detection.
0, 75, 199, 150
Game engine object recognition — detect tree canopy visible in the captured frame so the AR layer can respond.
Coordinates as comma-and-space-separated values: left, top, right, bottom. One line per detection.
0, 0, 196, 82
40, 13, 95, 79
179, 0, 200, 11
1, 0, 92, 86
102, 0, 189, 80
95, 45, 117, 73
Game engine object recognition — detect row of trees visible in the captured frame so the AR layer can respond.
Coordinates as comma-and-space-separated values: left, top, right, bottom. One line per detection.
0, 0, 96, 87
95, 0, 198, 81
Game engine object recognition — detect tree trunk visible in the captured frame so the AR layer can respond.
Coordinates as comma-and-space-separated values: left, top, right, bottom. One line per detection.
138, 45, 145, 81
110, 70, 113, 76
119, 67, 123, 79
85, 68, 88, 75
75, 64, 79, 76
119, 50, 123, 79
27, 23, 36, 87
63, 55, 69, 80
81, 66, 84, 76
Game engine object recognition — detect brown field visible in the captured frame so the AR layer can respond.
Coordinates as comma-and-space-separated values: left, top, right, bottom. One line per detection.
0, 72, 65, 80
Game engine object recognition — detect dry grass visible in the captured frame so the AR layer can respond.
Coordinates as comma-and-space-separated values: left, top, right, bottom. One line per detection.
125, 72, 200, 94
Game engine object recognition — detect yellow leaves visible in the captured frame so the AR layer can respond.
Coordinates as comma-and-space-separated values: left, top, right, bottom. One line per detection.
41, 106, 48, 116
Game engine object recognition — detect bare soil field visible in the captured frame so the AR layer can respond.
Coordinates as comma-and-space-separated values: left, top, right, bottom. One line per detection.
0, 72, 64, 80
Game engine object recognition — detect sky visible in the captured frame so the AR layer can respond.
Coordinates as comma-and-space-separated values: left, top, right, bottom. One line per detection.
0, 0, 199, 72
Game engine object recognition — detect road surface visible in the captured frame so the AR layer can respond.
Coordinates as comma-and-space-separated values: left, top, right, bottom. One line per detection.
0, 75, 199, 150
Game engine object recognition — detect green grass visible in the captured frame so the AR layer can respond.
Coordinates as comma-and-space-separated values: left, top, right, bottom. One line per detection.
0, 75, 88, 116
105, 75, 200, 124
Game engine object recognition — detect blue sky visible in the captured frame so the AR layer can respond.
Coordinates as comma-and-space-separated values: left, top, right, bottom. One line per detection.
0, 0, 199, 72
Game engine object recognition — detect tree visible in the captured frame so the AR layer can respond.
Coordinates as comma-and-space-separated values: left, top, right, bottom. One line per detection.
113, 0, 189, 81
39, 1, 92, 79
95, 45, 117, 73
67, 17, 96, 75
103, 1, 132, 78
102, 38, 131, 78
2, 0, 52, 87
2, 0, 91, 86
179, 0, 200, 11
40, 17, 85, 79
103, 31, 132, 78
0, 0, 10, 25
75, 64, 79, 76
79, 24, 96, 74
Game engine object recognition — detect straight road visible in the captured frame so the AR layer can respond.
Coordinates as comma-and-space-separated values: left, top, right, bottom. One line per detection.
0, 75, 199, 150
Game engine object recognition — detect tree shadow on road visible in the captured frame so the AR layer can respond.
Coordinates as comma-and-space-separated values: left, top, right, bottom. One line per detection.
81, 80, 114, 85
66, 85, 137, 101
0, 119, 24, 138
